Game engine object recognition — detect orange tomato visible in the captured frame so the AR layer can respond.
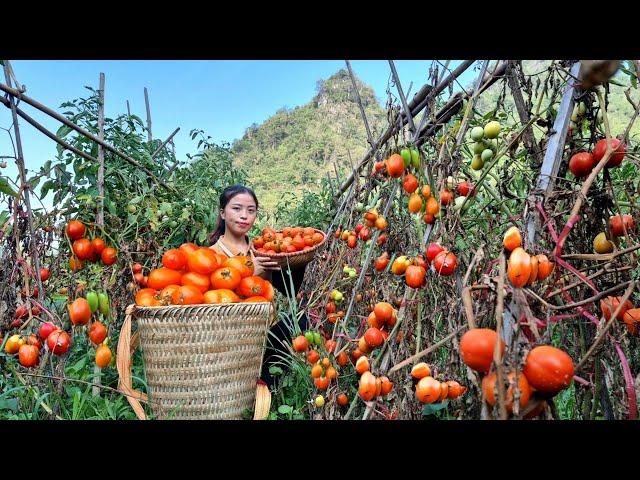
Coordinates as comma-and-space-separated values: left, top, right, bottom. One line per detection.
188, 248, 222, 275
460, 328, 505, 373
507, 247, 532, 288
482, 371, 531, 414
358, 371, 377, 400
502, 226, 522, 252
210, 266, 242, 290
411, 362, 431, 380
135, 288, 160, 306
147, 267, 183, 290
415, 376, 440, 404
181, 271, 211, 293
163, 249, 188, 270
171, 285, 204, 305
224, 256, 254, 278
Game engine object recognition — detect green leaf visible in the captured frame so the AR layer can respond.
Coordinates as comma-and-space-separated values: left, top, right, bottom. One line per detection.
608, 78, 626, 87
68, 356, 87, 373
269, 366, 283, 376
277, 405, 293, 415
0, 398, 18, 412
0, 177, 18, 197
483, 110, 496, 120
29, 175, 41, 190
422, 400, 449, 416
56, 124, 74, 139
0, 210, 9, 226
106, 199, 117, 215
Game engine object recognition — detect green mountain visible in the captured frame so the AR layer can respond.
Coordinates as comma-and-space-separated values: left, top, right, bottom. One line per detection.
231, 69, 386, 214
232, 61, 639, 216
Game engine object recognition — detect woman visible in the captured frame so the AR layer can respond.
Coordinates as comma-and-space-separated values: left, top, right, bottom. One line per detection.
208, 185, 280, 277
208, 185, 304, 390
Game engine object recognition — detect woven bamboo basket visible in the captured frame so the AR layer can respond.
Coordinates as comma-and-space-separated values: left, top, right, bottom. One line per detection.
117, 302, 275, 420
250, 228, 327, 269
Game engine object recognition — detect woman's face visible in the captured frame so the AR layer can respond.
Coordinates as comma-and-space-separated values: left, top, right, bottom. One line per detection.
221, 192, 257, 237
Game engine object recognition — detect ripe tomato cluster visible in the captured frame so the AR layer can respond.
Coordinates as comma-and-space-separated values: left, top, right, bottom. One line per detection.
601, 296, 640, 336
380, 243, 459, 290
12, 267, 51, 328
411, 362, 466, 404
568, 137, 626, 178
337, 209, 388, 249
503, 227, 554, 288
66, 219, 117, 270
134, 243, 275, 306
253, 226, 324, 254
459, 328, 575, 416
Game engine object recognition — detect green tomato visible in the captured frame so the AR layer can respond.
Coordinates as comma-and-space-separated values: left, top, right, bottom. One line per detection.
400, 148, 411, 168
481, 149, 494, 162
473, 141, 486, 155
304, 331, 315, 344
98, 292, 110, 317
355, 202, 365, 213
484, 121, 501, 139
169, 220, 178, 228
471, 155, 485, 171
410, 148, 421, 169
86, 291, 99, 313
127, 204, 137, 214
470, 126, 485, 142
313, 332, 322, 346
348, 270, 357, 278
343, 265, 350, 274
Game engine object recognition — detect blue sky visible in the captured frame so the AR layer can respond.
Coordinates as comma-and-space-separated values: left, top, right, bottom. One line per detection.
0, 60, 481, 204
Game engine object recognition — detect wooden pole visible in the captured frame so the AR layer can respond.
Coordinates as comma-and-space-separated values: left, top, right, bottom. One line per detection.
94, 72, 106, 397
144, 87, 152, 143
0, 83, 175, 192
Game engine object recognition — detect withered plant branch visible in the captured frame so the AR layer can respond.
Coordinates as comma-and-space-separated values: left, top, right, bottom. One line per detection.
514, 289, 540, 340
561, 244, 640, 261
388, 325, 467, 375
546, 265, 633, 298
493, 253, 508, 420
527, 280, 634, 311
621, 88, 640, 144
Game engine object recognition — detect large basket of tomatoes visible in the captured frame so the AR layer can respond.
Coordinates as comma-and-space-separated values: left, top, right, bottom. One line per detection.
117, 244, 276, 420
250, 226, 327, 269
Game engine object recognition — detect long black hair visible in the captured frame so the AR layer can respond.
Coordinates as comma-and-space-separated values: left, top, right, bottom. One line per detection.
208, 185, 259, 244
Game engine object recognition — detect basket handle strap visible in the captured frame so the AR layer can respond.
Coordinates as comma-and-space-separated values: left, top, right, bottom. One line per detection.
117, 304, 148, 420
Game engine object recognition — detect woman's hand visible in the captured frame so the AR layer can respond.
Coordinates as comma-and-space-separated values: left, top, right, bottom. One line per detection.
253, 255, 281, 277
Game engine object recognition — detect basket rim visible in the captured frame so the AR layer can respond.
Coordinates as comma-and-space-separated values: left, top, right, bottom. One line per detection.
133, 301, 274, 310
249, 227, 327, 259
